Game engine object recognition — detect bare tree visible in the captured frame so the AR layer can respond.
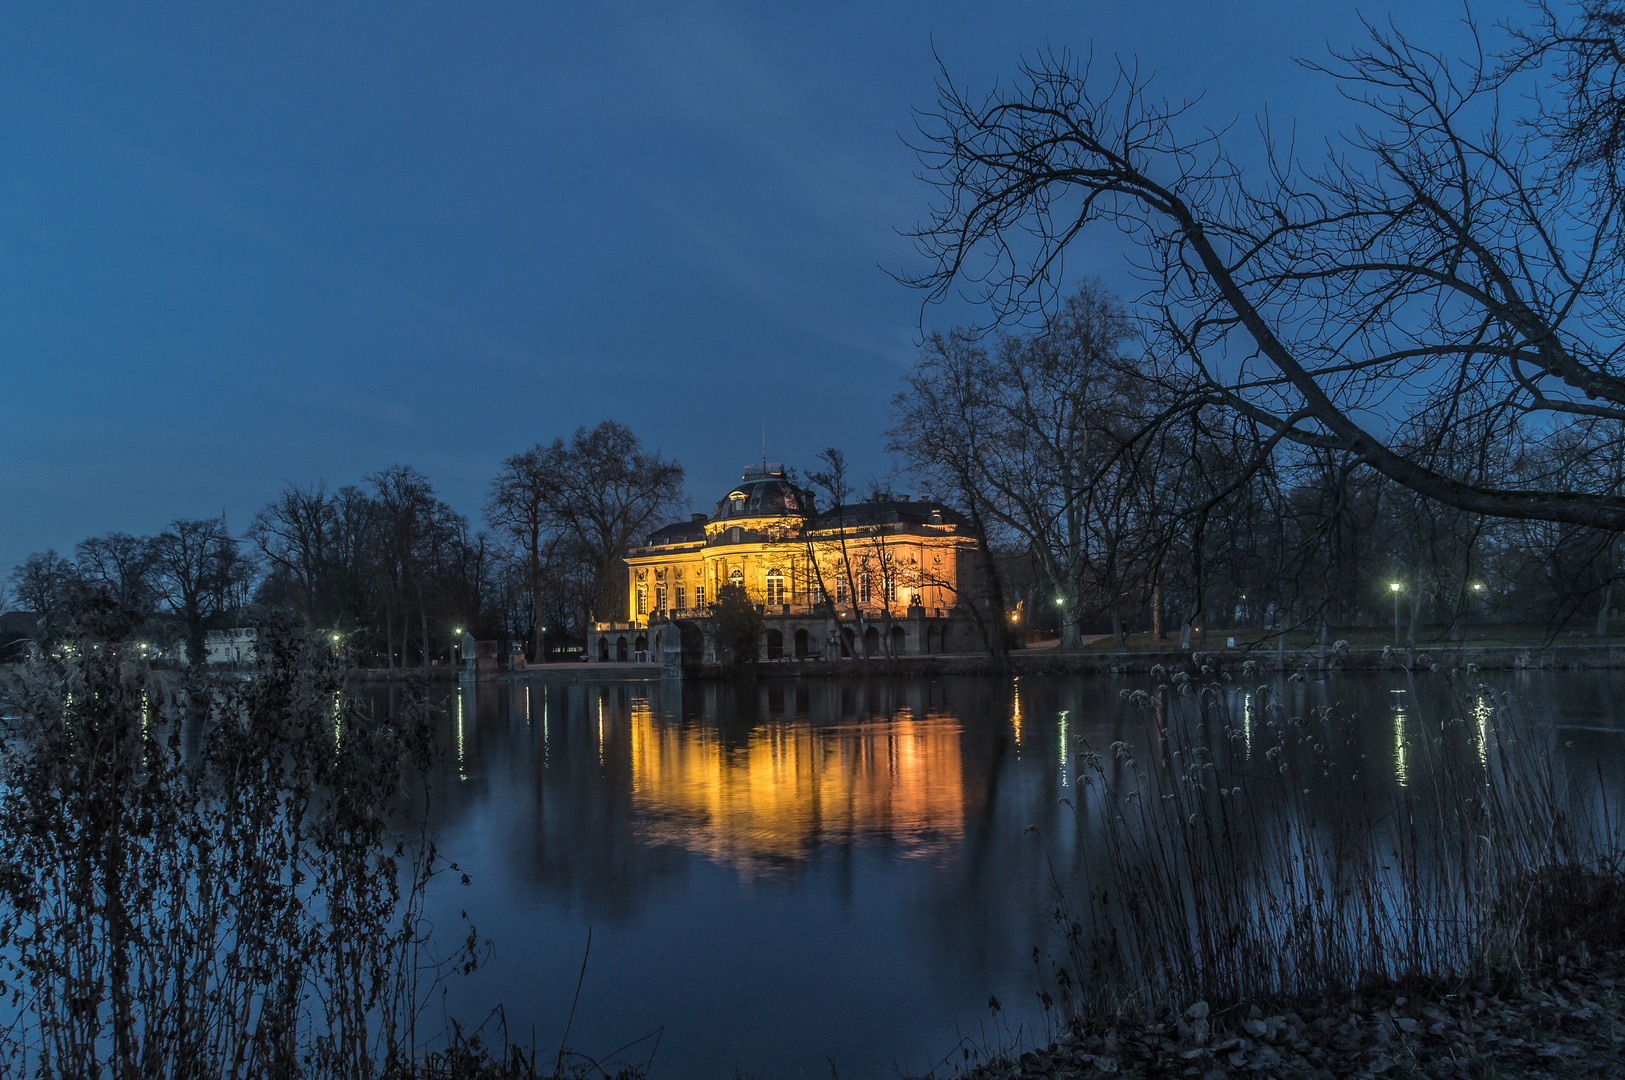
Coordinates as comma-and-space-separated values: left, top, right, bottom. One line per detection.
805, 448, 874, 658
150, 519, 237, 665
7, 552, 77, 642
905, 11, 1625, 529
367, 466, 463, 671
890, 281, 1141, 648
533, 422, 686, 624
887, 335, 1016, 662
74, 533, 157, 616
485, 448, 561, 662
248, 484, 335, 627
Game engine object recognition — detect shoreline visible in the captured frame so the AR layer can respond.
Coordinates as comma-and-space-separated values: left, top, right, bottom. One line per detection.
962, 951, 1625, 1080
446, 643, 1625, 682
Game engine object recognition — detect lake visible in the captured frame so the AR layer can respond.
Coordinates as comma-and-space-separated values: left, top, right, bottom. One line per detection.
361, 670, 1625, 1079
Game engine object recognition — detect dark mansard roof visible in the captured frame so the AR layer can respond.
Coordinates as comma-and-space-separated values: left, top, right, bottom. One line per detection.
810, 497, 971, 531
645, 515, 708, 546
642, 462, 975, 546
712, 463, 814, 522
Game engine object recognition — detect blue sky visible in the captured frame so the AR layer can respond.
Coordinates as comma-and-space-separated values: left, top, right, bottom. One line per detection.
0, 1, 1520, 572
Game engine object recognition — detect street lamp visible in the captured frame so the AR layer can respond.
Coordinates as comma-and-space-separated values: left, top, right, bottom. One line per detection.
451, 627, 464, 671
1389, 582, 1403, 646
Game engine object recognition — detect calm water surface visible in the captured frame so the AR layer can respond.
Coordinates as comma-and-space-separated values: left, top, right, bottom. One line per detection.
362, 671, 1625, 1079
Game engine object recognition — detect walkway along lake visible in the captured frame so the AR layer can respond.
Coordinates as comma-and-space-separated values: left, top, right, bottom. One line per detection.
363, 672, 1625, 1079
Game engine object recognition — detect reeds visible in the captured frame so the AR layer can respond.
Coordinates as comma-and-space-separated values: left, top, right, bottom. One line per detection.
1053, 658, 1620, 1019
0, 612, 633, 1079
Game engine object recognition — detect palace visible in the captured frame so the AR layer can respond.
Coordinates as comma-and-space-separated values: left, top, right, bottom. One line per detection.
589, 462, 985, 663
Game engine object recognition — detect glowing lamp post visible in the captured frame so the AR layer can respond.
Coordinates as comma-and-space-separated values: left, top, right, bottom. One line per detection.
452, 628, 464, 671
1389, 582, 1403, 646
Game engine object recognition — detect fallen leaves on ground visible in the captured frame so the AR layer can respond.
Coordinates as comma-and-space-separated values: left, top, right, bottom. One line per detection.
961, 951, 1625, 1080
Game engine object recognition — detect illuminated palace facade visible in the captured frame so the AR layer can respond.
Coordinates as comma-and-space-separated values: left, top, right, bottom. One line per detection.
589, 462, 984, 663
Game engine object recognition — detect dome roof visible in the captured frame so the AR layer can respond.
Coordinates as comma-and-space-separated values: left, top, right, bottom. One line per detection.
713, 463, 811, 521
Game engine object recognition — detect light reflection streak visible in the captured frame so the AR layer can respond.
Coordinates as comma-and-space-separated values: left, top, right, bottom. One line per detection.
1392, 689, 1409, 787
1058, 709, 1069, 787
1474, 695, 1492, 769
1243, 691, 1253, 758
456, 688, 467, 781
1011, 677, 1023, 751
629, 707, 965, 874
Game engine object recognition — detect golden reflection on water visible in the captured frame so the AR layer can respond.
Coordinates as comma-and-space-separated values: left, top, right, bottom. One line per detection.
628, 699, 966, 874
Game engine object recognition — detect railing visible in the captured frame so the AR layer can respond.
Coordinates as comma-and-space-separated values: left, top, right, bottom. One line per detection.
590, 620, 646, 632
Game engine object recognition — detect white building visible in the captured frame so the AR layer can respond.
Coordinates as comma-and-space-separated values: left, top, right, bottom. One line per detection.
182, 627, 257, 666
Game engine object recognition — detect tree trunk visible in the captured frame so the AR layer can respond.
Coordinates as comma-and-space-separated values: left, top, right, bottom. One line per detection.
965, 500, 1011, 666
185, 602, 206, 668
1596, 581, 1612, 638
385, 602, 397, 670
1109, 606, 1125, 648
1152, 582, 1164, 640
1059, 606, 1083, 650
420, 609, 431, 673
534, 580, 546, 661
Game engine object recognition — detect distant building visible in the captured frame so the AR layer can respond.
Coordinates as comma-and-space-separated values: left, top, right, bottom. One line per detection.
183, 627, 258, 666
590, 462, 985, 663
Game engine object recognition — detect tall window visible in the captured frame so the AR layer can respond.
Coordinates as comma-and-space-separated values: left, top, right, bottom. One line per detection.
695, 584, 706, 607
636, 584, 648, 616
675, 585, 685, 610
655, 586, 666, 612
859, 573, 872, 605
729, 567, 744, 591
765, 569, 785, 607
836, 576, 848, 604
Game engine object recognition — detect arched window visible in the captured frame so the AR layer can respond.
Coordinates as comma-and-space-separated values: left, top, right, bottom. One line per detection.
765, 569, 785, 606
729, 567, 744, 592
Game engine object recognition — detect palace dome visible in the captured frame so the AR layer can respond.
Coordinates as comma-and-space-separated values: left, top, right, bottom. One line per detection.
713, 463, 812, 521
